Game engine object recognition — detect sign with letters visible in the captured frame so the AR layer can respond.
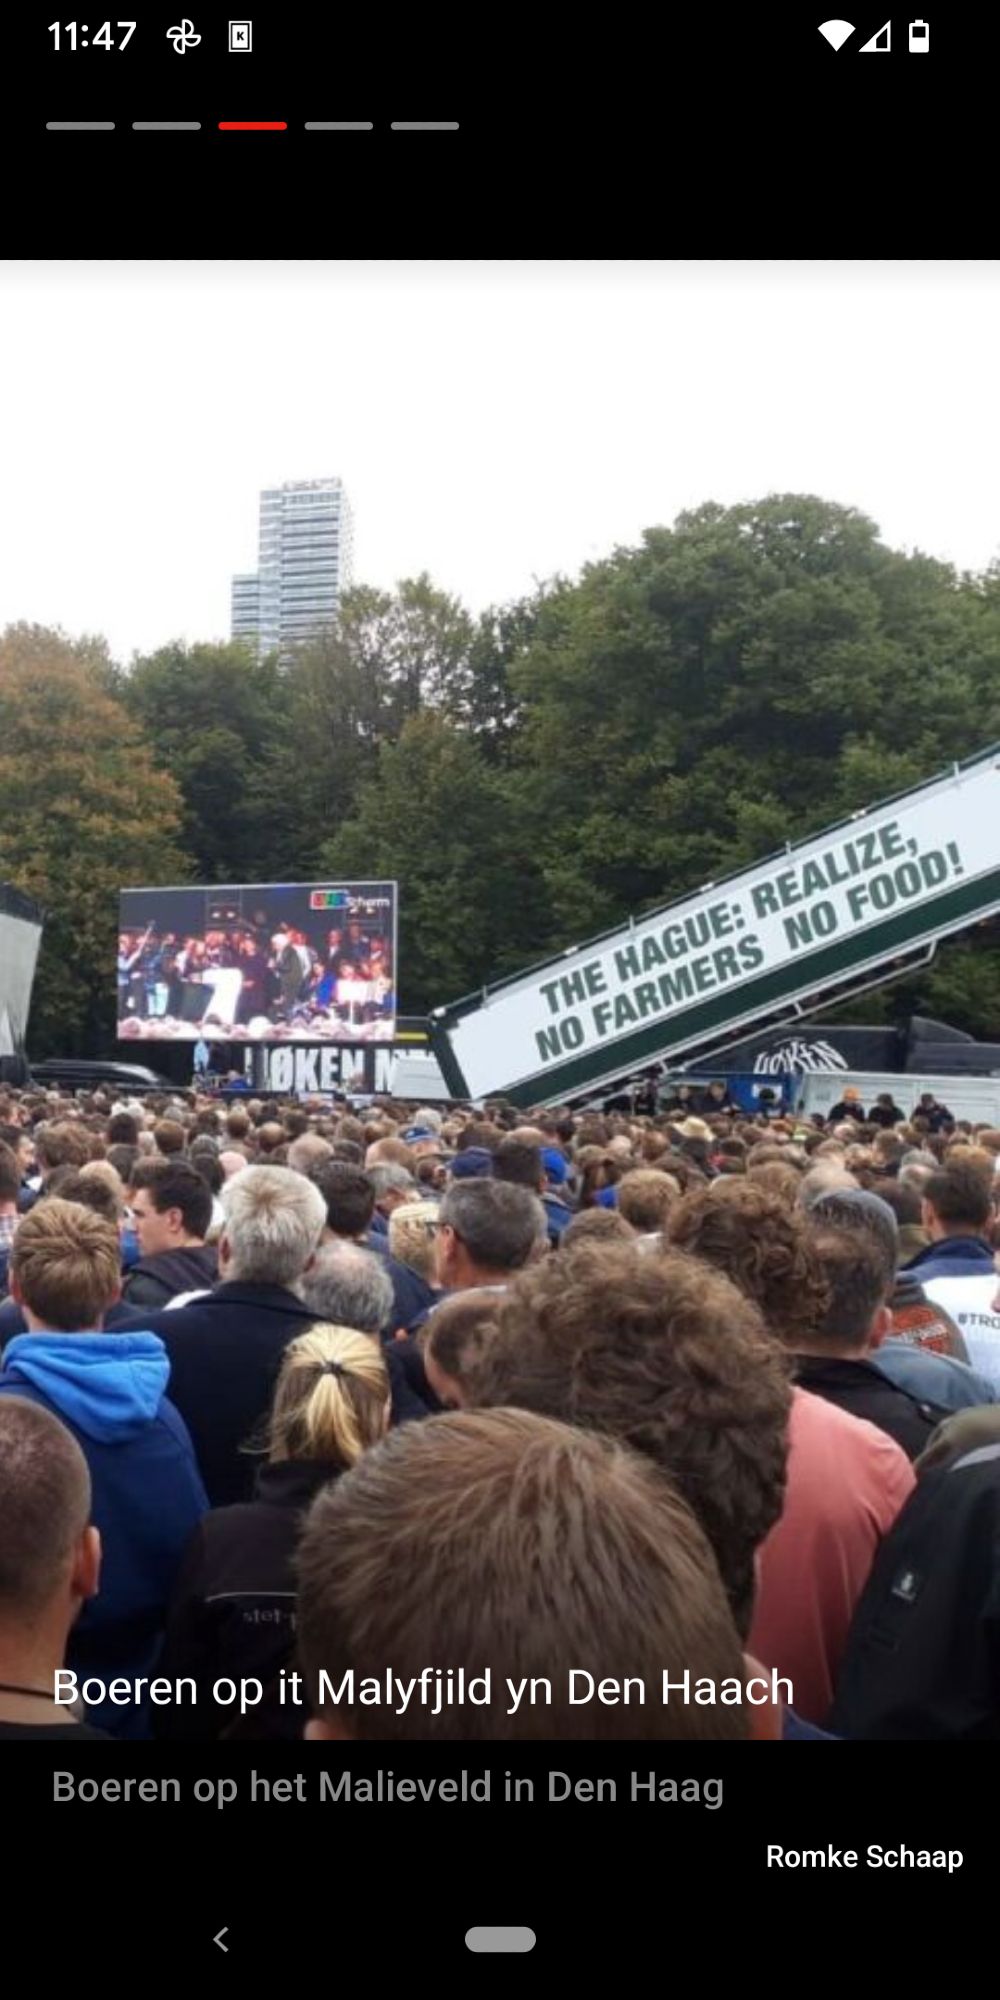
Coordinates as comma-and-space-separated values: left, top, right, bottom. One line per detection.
434, 748, 1000, 1105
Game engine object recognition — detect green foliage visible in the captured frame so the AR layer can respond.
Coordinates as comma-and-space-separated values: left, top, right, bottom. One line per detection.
8, 497, 1000, 1057
0, 625, 189, 1054
924, 937, 1000, 1038
122, 641, 290, 880
507, 498, 1000, 977
319, 711, 553, 1013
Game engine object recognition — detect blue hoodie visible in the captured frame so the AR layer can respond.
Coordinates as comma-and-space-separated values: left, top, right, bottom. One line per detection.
0, 1332, 208, 1738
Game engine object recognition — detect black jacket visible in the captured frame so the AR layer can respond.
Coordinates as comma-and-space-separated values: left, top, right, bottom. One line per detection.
114, 1282, 431, 1506
830, 1441, 1000, 1740
795, 1354, 944, 1461
154, 1457, 335, 1741
121, 1243, 218, 1310
920, 1103, 954, 1134
391, 1332, 445, 1413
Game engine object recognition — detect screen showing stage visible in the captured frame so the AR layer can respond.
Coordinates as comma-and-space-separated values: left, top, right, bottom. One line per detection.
117, 882, 397, 1044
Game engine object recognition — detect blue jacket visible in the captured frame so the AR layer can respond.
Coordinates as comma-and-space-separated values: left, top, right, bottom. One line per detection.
0, 1331, 207, 1738
903, 1236, 995, 1283
366, 1238, 438, 1333
541, 1192, 573, 1243
783, 1709, 836, 1740
874, 1339, 997, 1413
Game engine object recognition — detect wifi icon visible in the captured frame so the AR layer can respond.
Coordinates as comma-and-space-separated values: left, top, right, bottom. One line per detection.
818, 19, 856, 46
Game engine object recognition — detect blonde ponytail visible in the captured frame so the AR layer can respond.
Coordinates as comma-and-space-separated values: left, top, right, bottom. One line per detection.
268, 1324, 390, 1470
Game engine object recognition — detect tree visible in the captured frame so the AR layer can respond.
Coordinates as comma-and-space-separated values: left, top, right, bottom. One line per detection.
260, 578, 480, 880
123, 641, 290, 880
0, 625, 188, 1054
319, 711, 553, 1013
508, 495, 1000, 948
440, 594, 541, 758
342, 574, 476, 720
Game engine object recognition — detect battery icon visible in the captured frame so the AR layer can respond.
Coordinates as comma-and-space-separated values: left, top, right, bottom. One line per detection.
909, 19, 929, 50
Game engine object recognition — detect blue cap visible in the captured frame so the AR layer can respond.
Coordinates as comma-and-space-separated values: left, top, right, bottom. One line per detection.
449, 1148, 494, 1180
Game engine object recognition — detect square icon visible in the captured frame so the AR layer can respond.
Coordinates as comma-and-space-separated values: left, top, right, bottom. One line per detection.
229, 20, 252, 51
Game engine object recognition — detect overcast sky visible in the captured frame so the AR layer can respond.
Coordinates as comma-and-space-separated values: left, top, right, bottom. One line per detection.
2, 260, 998, 664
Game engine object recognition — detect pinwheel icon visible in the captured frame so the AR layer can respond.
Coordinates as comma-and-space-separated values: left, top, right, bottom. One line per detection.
167, 19, 202, 52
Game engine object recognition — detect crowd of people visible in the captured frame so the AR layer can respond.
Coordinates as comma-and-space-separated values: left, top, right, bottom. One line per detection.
117, 913, 395, 1043
1, 1079, 999, 1742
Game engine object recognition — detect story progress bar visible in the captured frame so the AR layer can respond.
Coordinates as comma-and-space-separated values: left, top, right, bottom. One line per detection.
46, 121, 459, 132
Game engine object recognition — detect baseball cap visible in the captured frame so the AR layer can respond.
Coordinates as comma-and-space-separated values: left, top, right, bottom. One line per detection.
449, 1148, 494, 1180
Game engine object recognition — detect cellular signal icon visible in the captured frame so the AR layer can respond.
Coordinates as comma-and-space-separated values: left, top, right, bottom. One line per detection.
818, 19, 855, 46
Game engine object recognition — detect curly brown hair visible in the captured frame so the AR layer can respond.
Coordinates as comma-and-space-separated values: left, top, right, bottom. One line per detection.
745, 1161, 803, 1205
666, 1180, 831, 1348
559, 1208, 635, 1251
467, 1240, 793, 1637
616, 1168, 680, 1232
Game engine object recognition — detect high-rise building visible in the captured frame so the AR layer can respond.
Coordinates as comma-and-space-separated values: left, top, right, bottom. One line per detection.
230, 573, 260, 643
231, 477, 354, 657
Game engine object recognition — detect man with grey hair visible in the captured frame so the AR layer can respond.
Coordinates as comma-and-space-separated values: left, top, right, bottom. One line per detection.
797, 1163, 858, 1208
412, 1107, 444, 1135
115, 1166, 328, 1505
368, 1162, 419, 1240
301, 1241, 433, 1425
897, 1150, 937, 1200
302, 1239, 394, 1337
312, 1160, 436, 1336
286, 1132, 334, 1179
424, 1179, 548, 1322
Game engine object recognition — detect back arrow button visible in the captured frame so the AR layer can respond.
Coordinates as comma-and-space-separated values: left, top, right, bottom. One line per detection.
214, 1929, 229, 1952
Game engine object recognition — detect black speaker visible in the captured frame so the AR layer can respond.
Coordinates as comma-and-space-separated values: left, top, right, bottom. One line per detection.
177, 981, 213, 1025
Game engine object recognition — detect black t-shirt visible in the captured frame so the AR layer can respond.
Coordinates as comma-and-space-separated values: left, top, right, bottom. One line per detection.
0, 1719, 110, 1739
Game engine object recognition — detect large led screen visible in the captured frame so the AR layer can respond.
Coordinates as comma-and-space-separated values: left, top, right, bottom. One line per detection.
117, 882, 397, 1044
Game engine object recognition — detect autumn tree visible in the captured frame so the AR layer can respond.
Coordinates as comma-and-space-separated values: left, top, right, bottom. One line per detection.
0, 625, 189, 1054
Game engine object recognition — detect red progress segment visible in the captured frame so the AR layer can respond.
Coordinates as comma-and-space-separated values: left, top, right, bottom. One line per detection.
218, 122, 288, 130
